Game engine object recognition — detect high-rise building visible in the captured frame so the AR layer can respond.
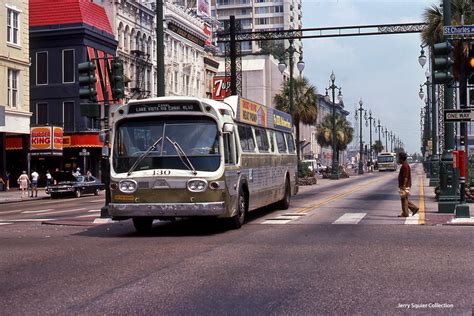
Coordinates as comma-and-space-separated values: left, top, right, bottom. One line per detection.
211, 0, 303, 54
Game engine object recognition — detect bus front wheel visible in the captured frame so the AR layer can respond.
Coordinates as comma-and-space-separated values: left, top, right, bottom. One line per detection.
133, 217, 153, 234
229, 189, 247, 229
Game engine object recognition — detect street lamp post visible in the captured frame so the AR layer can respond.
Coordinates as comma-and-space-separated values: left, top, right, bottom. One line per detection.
278, 39, 304, 160
384, 128, 389, 153
324, 71, 343, 179
377, 119, 382, 147
365, 110, 375, 163
355, 98, 365, 175
390, 131, 393, 152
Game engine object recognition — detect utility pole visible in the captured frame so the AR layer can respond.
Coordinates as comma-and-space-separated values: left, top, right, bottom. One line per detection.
438, 0, 459, 213
156, 0, 165, 96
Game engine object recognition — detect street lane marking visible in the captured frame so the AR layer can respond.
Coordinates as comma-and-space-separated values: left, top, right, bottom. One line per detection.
333, 213, 367, 224
87, 199, 104, 203
35, 208, 86, 216
0, 210, 24, 215
88, 209, 100, 213
0, 222, 13, 225
75, 214, 99, 218
22, 209, 54, 214
2, 218, 55, 222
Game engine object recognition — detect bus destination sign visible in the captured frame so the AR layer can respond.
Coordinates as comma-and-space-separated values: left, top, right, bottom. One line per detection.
128, 103, 201, 114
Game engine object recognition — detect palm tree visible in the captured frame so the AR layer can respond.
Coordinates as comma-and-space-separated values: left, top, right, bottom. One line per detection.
316, 114, 354, 163
422, 0, 474, 80
373, 140, 384, 155
274, 77, 318, 160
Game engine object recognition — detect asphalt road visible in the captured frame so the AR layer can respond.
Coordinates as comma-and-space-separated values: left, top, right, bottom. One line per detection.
0, 164, 473, 315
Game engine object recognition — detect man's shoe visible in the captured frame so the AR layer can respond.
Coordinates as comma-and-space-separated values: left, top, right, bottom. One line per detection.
412, 208, 419, 216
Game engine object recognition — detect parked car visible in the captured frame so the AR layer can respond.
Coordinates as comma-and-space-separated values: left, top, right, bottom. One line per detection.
47, 171, 105, 198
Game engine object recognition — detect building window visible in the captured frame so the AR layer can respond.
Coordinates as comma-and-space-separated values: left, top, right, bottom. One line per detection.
63, 101, 75, 132
36, 103, 48, 125
62, 49, 75, 83
7, 68, 19, 108
36, 51, 48, 85
7, 8, 20, 45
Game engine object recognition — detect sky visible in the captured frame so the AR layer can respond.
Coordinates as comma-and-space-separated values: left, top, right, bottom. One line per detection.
302, 0, 435, 154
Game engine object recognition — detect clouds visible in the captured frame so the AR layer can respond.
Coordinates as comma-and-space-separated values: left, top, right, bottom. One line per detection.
302, 0, 433, 153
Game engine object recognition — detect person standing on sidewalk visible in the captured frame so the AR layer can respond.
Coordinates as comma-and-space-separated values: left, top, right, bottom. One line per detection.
398, 152, 419, 217
30, 170, 39, 197
17, 171, 30, 199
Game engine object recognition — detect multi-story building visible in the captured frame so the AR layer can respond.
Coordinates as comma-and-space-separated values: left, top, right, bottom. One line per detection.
97, 0, 219, 99
211, 0, 302, 54
217, 54, 285, 107
0, 0, 30, 183
28, 0, 117, 178
94, 0, 156, 100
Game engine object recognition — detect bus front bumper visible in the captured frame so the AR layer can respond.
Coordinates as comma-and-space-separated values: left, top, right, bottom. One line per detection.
108, 202, 227, 217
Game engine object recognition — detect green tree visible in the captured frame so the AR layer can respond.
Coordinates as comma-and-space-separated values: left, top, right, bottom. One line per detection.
259, 40, 286, 61
422, 0, 474, 80
274, 77, 318, 160
373, 140, 384, 154
316, 114, 354, 163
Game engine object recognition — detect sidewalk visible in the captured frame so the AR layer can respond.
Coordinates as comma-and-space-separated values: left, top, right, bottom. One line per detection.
421, 173, 474, 226
0, 187, 50, 204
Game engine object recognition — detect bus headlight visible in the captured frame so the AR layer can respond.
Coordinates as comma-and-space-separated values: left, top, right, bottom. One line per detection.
119, 180, 138, 193
187, 179, 208, 192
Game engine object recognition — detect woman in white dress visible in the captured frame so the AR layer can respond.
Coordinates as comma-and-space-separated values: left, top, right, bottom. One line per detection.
17, 171, 30, 198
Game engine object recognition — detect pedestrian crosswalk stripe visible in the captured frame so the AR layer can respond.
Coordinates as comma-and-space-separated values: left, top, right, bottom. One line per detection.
405, 214, 419, 225
333, 213, 367, 224
261, 214, 304, 224
88, 209, 100, 213
2, 218, 55, 222
0, 222, 13, 225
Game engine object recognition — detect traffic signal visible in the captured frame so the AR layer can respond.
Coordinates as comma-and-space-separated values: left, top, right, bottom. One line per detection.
78, 61, 97, 101
467, 41, 474, 84
433, 41, 454, 84
111, 57, 124, 101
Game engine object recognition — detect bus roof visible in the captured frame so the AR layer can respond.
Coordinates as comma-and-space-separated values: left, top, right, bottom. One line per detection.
223, 96, 293, 132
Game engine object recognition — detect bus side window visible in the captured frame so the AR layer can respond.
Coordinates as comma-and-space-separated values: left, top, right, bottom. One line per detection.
268, 130, 275, 152
255, 127, 269, 152
223, 133, 236, 165
238, 124, 256, 152
276, 131, 287, 153
285, 133, 296, 153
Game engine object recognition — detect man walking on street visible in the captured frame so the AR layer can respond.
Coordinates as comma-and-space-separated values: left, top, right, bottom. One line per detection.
31, 170, 39, 197
398, 152, 418, 217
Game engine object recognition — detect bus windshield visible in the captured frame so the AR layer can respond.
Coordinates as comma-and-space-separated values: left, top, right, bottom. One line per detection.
113, 117, 220, 173
378, 155, 395, 163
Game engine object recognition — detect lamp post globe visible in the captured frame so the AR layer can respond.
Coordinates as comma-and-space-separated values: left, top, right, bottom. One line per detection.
418, 46, 427, 68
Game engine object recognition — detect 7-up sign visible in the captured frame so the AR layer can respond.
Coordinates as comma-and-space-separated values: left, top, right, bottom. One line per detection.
212, 76, 231, 100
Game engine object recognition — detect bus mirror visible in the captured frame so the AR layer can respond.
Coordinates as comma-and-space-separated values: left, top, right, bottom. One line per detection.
223, 123, 234, 133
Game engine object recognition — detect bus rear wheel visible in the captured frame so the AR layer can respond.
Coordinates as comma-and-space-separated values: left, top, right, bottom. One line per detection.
277, 179, 291, 210
229, 189, 247, 229
132, 218, 153, 234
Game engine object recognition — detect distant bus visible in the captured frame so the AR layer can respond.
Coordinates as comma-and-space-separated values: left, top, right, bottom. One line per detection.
377, 152, 397, 171
108, 96, 298, 233
407, 156, 414, 163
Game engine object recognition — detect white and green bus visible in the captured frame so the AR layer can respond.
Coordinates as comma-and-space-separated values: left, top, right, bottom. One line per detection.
108, 96, 298, 233
377, 152, 397, 171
